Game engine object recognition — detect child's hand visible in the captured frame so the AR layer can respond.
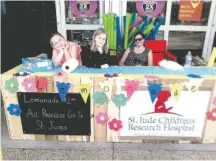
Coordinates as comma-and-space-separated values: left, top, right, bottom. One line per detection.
58, 48, 64, 54
101, 64, 109, 68
97, 47, 103, 54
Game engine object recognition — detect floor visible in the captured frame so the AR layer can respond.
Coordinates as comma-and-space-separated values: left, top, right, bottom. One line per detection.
1, 105, 216, 160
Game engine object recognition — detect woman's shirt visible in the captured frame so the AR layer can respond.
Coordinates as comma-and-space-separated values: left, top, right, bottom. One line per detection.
124, 47, 150, 66
81, 49, 111, 68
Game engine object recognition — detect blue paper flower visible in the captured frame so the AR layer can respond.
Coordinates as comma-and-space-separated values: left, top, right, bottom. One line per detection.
187, 74, 202, 79
7, 104, 22, 116
93, 92, 108, 105
5, 78, 19, 93
112, 94, 127, 107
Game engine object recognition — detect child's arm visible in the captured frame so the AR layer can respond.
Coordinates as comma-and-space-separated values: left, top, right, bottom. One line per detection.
68, 43, 83, 66
52, 49, 64, 67
148, 50, 153, 66
119, 48, 130, 66
68, 43, 78, 59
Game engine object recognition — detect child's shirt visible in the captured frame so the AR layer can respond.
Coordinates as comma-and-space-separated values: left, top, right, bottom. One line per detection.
53, 42, 82, 65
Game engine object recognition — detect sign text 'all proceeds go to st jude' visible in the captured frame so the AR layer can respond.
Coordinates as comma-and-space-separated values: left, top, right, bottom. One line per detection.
17, 92, 91, 135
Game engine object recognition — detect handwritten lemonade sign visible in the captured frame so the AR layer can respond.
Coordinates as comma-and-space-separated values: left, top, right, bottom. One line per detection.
178, 0, 203, 22
120, 90, 210, 138
17, 92, 91, 135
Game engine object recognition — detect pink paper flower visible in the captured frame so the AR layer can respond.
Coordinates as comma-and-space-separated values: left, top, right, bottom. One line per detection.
35, 76, 49, 92
108, 119, 123, 131
207, 108, 216, 121
95, 112, 109, 125
22, 77, 37, 92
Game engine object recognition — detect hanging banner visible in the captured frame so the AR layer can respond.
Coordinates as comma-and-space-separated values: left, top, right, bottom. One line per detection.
99, 79, 113, 100
56, 82, 71, 102
78, 84, 91, 103
125, 79, 139, 101
136, 0, 165, 18
147, 83, 162, 103
178, 0, 203, 22
70, 0, 97, 18
169, 83, 184, 101
184, 78, 204, 92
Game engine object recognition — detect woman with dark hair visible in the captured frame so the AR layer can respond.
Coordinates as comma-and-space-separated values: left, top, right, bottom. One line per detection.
119, 32, 153, 66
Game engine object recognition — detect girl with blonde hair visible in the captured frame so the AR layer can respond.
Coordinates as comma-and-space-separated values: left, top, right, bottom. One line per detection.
81, 28, 112, 68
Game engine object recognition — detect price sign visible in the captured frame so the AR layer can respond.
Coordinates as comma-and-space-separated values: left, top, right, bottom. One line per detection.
70, 0, 97, 18
136, 0, 165, 17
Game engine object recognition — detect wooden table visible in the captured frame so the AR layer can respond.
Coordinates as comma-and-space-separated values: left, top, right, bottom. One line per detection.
1, 65, 216, 144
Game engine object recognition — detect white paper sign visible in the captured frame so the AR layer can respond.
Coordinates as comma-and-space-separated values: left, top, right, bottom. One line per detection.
120, 91, 211, 138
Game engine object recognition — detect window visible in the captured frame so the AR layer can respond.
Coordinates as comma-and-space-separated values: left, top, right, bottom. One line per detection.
155, 31, 164, 40
57, 0, 216, 61
168, 31, 205, 50
67, 30, 95, 47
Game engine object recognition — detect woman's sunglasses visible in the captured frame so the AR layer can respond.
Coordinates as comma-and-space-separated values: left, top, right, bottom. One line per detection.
134, 38, 143, 42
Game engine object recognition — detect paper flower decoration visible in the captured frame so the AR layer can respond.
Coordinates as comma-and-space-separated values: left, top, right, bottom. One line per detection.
5, 78, 19, 93
212, 96, 216, 106
7, 104, 22, 116
108, 119, 123, 131
22, 77, 37, 92
207, 108, 216, 121
187, 74, 202, 79
93, 92, 108, 105
13, 72, 29, 77
35, 76, 49, 92
95, 112, 109, 125
112, 93, 127, 107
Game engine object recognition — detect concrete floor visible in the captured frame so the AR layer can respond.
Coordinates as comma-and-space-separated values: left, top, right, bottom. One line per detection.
2, 149, 216, 160
1, 106, 216, 160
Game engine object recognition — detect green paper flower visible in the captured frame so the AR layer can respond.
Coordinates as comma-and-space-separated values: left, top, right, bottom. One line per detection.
112, 93, 127, 107
5, 78, 19, 93
93, 92, 108, 105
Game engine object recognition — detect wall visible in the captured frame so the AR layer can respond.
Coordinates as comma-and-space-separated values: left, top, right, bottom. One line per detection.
1, 1, 57, 73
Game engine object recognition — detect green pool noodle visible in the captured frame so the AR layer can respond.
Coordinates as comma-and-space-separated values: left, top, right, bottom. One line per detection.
129, 27, 138, 39
128, 40, 133, 48
124, 13, 132, 49
103, 15, 109, 44
102, 15, 108, 33
110, 14, 114, 49
108, 15, 112, 49
143, 18, 156, 37
112, 14, 116, 50
113, 15, 117, 50
107, 14, 111, 49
